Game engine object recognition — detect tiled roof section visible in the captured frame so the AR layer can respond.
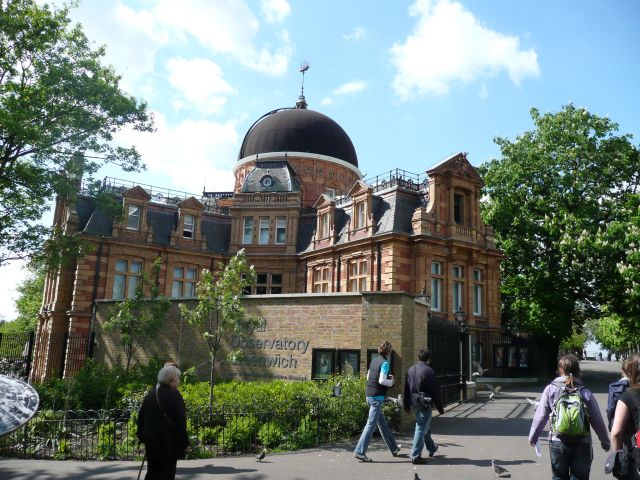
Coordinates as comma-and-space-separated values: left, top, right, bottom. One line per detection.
241, 161, 300, 193
334, 208, 351, 244
201, 217, 231, 253
296, 214, 317, 253
76, 198, 95, 231
146, 210, 176, 245
374, 189, 420, 235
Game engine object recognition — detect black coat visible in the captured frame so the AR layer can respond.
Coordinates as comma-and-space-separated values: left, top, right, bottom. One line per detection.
136, 384, 190, 459
403, 361, 445, 414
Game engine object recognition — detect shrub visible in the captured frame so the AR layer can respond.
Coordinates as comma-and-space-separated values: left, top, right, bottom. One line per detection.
97, 422, 116, 460
218, 415, 257, 452
257, 420, 286, 448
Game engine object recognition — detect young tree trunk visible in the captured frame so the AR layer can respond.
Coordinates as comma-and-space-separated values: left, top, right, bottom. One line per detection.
208, 356, 215, 417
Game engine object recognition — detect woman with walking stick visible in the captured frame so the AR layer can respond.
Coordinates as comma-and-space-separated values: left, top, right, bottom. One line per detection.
137, 365, 189, 480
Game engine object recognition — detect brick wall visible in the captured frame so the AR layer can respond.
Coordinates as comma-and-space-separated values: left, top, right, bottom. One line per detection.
93, 291, 427, 394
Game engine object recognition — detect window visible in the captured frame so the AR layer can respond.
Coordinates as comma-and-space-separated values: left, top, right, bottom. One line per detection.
242, 217, 253, 244
319, 213, 330, 238
325, 188, 336, 198
112, 259, 142, 299
473, 269, 483, 315
338, 349, 360, 376
172, 266, 198, 298
348, 259, 368, 292
312, 266, 331, 293
252, 272, 282, 294
431, 261, 443, 312
259, 217, 270, 245
275, 216, 286, 244
182, 215, 195, 238
126, 205, 141, 230
312, 349, 335, 380
355, 201, 366, 229
453, 265, 464, 310
454, 193, 464, 225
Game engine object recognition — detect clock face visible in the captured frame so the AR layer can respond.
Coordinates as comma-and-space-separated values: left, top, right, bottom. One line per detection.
0, 375, 40, 438
261, 176, 273, 187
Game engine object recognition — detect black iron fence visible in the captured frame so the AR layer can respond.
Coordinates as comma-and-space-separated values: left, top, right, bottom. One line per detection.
0, 331, 93, 381
428, 316, 468, 405
470, 331, 531, 378
0, 395, 386, 460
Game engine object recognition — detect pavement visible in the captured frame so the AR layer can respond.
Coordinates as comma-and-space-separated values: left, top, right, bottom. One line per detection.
0, 359, 622, 479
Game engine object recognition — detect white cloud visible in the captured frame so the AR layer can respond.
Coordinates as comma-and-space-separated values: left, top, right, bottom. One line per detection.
333, 80, 368, 95
320, 97, 334, 106
390, 0, 540, 100
479, 84, 488, 99
149, 0, 293, 76
261, 0, 291, 23
116, 113, 239, 192
166, 58, 235, 114
343, 27, 366, 41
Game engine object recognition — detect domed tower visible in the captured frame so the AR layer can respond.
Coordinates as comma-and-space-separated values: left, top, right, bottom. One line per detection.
234, 97, 362, 207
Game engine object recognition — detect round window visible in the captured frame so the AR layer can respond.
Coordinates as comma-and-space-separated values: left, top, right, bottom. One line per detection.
261, 176, 273, 187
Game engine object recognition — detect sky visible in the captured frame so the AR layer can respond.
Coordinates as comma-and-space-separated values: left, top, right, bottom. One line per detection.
1, 0, 639, 322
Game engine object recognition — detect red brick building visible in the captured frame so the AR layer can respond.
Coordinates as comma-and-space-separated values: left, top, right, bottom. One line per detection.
31, 95, 502, 382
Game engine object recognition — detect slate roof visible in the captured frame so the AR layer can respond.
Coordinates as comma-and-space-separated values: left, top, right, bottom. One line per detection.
241, 161, 300, 193
201, 217, 231, 253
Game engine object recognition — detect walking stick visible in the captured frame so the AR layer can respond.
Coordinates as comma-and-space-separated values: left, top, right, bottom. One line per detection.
137, 452, 146, 480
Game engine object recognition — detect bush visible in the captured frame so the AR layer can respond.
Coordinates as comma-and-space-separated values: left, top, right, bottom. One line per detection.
257, 420, 286, 448
218, 415, 257, 452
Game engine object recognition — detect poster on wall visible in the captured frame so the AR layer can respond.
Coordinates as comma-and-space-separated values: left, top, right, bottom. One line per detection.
507, 346, 518, 368
312, 349, 335, 380
339, 350, 360, 376
366, 350, 395, 375
519, 347, 529, 368
494, 345, 505, 368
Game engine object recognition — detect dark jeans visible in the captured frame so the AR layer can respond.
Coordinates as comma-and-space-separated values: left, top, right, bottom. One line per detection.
549, 441, 592, 480
145, 456, 178, 480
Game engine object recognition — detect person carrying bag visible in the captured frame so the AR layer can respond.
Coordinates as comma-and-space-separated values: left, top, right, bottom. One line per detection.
137, 365, 190, 480
610, 353, 640, 480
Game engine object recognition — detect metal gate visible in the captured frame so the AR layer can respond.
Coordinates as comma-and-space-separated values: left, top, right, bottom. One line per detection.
428, 316, 469, 405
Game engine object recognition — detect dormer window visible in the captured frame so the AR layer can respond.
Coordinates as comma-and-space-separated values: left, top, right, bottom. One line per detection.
126, 205, 141, 230
355, 201, 366, 229
183, 214, 195, 238
319, 213, 330, 238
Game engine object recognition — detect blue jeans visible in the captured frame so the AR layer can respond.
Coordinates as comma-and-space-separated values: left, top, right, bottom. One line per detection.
411, 407, 436, 460
354, 397, 399, 456
549, 440, 592, 480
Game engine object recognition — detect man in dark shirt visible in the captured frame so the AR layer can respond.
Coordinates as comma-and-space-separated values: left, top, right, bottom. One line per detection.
403, 349, 445, 464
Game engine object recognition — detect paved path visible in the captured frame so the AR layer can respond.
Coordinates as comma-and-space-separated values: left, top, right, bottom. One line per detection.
0, 359, 622, 479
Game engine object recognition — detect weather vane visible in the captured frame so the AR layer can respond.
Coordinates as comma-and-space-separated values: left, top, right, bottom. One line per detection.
296, 60, 310, 109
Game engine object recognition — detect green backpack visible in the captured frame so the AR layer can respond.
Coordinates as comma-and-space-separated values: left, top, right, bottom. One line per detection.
550, 384, 590, 439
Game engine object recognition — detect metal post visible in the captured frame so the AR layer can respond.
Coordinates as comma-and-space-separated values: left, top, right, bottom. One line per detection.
59, 332, 69, 379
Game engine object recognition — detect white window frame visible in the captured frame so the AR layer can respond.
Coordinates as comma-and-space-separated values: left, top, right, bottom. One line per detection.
348, 259, 368, 292
275, 216, 286, 244
242, 217, 254, 244
259, 217, 270, 245
112, 259, 142, 299
182, 214, 195, 238
126, 205, 141, 231
172, 266, 198, 298
355, 201, 366, 229
431, 277, 442, 311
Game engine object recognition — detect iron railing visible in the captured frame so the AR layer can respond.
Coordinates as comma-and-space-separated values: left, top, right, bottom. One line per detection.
0, 397, 382, 460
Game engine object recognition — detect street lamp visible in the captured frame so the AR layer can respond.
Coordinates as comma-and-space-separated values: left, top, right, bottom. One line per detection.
455, 307, 467, 403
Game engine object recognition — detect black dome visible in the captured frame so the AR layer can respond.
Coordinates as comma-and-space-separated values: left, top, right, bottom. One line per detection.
238, 108, 358, 167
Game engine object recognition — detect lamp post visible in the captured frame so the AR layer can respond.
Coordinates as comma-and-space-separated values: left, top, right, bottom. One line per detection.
455, 307, 467, 403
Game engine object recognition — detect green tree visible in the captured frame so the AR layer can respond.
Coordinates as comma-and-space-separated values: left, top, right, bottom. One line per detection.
479, 104, 640, 346
0, 0, 153, 266
104, 258, 170, 376
179, 249, 259, 409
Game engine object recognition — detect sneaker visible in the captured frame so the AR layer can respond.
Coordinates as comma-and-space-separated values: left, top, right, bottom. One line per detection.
391, 444, 402, 457
428, 445, 438, 457
411, 457, 427, 465
354, 453, 372, 462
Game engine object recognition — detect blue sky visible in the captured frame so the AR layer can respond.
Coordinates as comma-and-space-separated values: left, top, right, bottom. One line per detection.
1, 0, 638, 320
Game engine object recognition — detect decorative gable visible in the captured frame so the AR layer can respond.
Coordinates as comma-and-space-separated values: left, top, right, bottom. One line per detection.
122, 185, 152, 201
427, 152, 484, 185
178, 196, 204, 211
